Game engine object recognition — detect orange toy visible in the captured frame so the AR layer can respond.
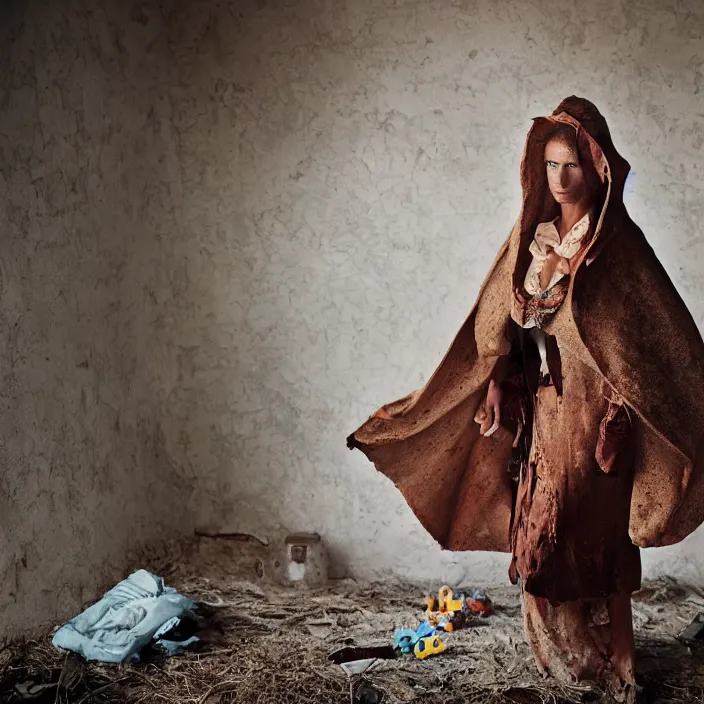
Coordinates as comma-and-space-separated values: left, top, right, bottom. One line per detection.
466, 589, 493, 616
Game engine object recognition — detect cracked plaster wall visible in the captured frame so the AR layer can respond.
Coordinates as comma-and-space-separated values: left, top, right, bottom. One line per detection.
0, 0, 195, 639
170, 0, 704, 587
2, 0, 704, 637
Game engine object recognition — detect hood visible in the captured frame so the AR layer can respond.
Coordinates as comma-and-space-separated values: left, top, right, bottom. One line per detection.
512, 96, 632, 290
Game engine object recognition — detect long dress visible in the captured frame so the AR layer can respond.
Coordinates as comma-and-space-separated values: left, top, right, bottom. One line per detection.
347, 96, 704, 704
509, 214, 641, 702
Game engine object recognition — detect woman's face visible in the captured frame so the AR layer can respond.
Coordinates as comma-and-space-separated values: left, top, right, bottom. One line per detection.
544, 136, 589, 206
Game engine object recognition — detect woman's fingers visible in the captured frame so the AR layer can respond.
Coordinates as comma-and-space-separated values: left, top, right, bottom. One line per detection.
475, 404, 494, 435
475, 403, 498, 436
492, 396, 501, 428
484, 419, 499, 437
475, 379, 503, 437
512, 419, 524, 448
484, 401, 500, 437
483, 382, 501, 437
480, 410, 493, 435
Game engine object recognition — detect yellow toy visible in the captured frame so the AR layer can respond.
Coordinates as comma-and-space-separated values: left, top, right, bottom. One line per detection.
425, 585, 467, 630
438, 585, 464, 613
424, 595, 439, 616
414, 635, 447, 659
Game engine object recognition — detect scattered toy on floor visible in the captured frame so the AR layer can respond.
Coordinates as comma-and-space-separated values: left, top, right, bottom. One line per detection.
392, 621, 435, 654
425, 584, 493, 631
466, 588, 494, 617
392, 584, 494, 661
414, 634, 447, 660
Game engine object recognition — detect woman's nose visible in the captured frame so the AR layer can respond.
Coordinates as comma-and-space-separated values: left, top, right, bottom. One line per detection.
558, 168, 570, 188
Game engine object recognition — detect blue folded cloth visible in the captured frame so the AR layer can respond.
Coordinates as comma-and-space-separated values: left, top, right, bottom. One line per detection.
52, 570, 198, 663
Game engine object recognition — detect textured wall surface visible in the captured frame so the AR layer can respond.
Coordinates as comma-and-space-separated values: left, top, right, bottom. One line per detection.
167, 0, 704, 586
2, 0, 704, 636
0, 1, 196, 638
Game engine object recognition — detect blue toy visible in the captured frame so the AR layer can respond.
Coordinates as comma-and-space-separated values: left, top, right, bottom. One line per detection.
393, 621, 436, 655
392, 628, 418, 654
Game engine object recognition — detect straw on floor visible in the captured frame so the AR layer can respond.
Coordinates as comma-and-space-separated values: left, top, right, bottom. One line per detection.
1, 560, 704, 703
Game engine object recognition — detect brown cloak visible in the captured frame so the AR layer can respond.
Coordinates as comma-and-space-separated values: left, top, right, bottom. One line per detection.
347, 96, 704, 553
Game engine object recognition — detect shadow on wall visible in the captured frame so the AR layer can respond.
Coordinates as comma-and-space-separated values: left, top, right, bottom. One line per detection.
0, 0, 200, 639
159, 0, 369, 538
159, 0, 704, 584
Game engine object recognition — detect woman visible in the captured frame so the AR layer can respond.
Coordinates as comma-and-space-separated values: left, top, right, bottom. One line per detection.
347, 97, 704, 702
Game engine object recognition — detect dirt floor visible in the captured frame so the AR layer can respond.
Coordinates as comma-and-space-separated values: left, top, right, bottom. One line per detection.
2, 542, 704, 704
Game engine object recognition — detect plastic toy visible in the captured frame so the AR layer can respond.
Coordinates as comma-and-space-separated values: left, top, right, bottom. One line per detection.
425, 584, 493, 629
438, 585, 464, 613
425, 585, 467, 631
466, 588, 493, 616
393, 621, 436, 654
413, 635, 447, 660
392, 628, 419, 655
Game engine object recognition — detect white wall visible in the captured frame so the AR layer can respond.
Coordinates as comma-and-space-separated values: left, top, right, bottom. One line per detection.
167, 0, 704, 586
1, 0, 703, 636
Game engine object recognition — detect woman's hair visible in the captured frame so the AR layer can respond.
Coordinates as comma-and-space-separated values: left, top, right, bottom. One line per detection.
543, 124, 579, 155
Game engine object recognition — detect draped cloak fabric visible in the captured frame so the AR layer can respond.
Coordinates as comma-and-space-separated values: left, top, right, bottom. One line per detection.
348, 96, 704, 701
346, 95, 704, 574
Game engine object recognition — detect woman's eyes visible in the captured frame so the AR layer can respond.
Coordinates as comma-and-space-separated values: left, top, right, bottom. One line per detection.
546, 162, 579, 169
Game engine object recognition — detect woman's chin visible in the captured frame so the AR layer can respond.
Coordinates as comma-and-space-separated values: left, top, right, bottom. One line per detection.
553, 193, 579, 204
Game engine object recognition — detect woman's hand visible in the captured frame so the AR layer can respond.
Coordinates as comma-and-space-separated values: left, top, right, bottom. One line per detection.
474, 379, 502, 437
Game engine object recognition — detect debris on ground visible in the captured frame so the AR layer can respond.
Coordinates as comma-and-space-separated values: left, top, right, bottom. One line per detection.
329, 645, 397, 704
678, 611, 704, 645
1, 558, 704, 703
52, 570, 198, 664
